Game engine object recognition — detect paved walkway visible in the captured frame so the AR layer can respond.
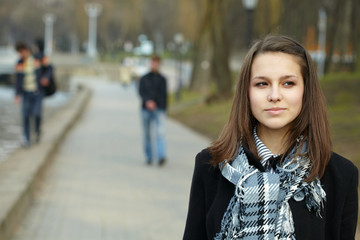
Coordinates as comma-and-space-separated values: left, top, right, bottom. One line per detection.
11, 75, 209, 240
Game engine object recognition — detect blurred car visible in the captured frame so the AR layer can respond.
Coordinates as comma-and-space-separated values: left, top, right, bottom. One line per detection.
0, 46, 17, 85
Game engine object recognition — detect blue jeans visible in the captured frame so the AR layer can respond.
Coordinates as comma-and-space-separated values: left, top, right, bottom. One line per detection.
22, 91, 43, 143
141, 109, 166, 163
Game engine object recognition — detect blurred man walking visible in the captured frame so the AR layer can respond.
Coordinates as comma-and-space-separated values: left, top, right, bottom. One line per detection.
14, 42, 47, 147
139, 56, 168, 166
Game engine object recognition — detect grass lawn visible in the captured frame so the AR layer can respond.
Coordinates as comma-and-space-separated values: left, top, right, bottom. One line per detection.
321, 72, 360, 166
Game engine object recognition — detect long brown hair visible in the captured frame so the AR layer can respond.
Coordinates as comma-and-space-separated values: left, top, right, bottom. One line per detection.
209, 35, 332, 181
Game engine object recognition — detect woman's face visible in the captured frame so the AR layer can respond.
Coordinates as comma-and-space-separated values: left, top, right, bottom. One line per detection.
249, 52, 304, 135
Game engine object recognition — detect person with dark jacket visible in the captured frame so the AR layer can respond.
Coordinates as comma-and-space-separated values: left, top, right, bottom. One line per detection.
39, 55, 56, 97
14, 42, 46, 147
139, 56, 167, 166
183, 35, 358, 239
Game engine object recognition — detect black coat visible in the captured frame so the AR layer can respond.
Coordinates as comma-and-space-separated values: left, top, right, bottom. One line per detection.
183, 148, 358, 240
139, 71, 167, 110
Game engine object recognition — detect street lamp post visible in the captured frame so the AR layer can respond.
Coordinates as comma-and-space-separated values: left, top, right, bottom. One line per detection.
43, 13, 56, 56
242, 0, 258, 48
85, 3, 102, 58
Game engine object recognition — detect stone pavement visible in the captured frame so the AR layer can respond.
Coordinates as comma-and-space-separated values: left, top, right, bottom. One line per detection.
11, 75, 210, 240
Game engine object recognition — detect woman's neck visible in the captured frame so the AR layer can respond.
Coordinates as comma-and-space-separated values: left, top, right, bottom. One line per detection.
257, 126, 289, 155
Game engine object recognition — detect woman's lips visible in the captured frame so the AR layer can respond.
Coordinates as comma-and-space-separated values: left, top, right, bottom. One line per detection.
265, 107, 286, 114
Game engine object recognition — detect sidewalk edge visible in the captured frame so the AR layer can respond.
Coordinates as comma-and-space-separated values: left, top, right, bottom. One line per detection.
0, 87, 92, 240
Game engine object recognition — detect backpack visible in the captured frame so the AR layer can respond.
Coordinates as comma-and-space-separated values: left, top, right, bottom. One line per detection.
42, 65, 56, 97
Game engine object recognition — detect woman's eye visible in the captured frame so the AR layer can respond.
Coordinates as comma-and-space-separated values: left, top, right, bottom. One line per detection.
255, 82, 267, 87
283, 81, 295, 86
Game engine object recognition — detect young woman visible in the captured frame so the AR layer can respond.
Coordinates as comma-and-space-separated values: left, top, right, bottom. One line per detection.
183, 35, 358, 240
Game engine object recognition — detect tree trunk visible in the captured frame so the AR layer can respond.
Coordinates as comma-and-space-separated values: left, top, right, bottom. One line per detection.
338, 0, 352, 70
210, 0, 232, 98
189, 0, 213, 92
350, 0, 359, 71
189, 0, 232, 98
324, 0, 343, 73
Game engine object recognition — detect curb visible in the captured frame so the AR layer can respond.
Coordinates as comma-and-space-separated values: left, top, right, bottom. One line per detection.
0, 86, 92, 240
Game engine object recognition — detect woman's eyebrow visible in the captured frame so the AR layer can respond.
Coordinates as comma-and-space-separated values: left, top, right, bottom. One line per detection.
251, 76, 269, 81
280, 74, 299, 80
251, 75, 299, 81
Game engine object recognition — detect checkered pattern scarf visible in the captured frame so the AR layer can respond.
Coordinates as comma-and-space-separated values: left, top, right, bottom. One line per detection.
214, 143, 326, 240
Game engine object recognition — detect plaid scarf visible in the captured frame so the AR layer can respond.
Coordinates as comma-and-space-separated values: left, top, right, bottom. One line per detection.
214, 143, 326, 240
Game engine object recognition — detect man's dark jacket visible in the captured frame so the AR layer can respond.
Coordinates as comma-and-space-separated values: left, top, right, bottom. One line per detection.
139, 71, 167, 110
15, 58, 42, 96
183, 148, 358, 240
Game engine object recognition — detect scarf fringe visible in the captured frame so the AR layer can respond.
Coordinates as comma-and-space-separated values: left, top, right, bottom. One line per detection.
303, 180, 326, 217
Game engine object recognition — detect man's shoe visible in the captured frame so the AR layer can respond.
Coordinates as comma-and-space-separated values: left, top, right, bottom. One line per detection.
159, 158, 167, 166
35, 134, 41, 144
22, 141, 30, 148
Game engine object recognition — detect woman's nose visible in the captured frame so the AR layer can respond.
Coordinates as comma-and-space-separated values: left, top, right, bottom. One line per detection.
267, 87, 282, 102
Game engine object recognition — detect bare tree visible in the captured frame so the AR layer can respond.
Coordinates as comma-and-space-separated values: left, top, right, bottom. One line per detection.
189, 0, 232, 98
324, 0, 344, 73
349, 0, 359, 71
